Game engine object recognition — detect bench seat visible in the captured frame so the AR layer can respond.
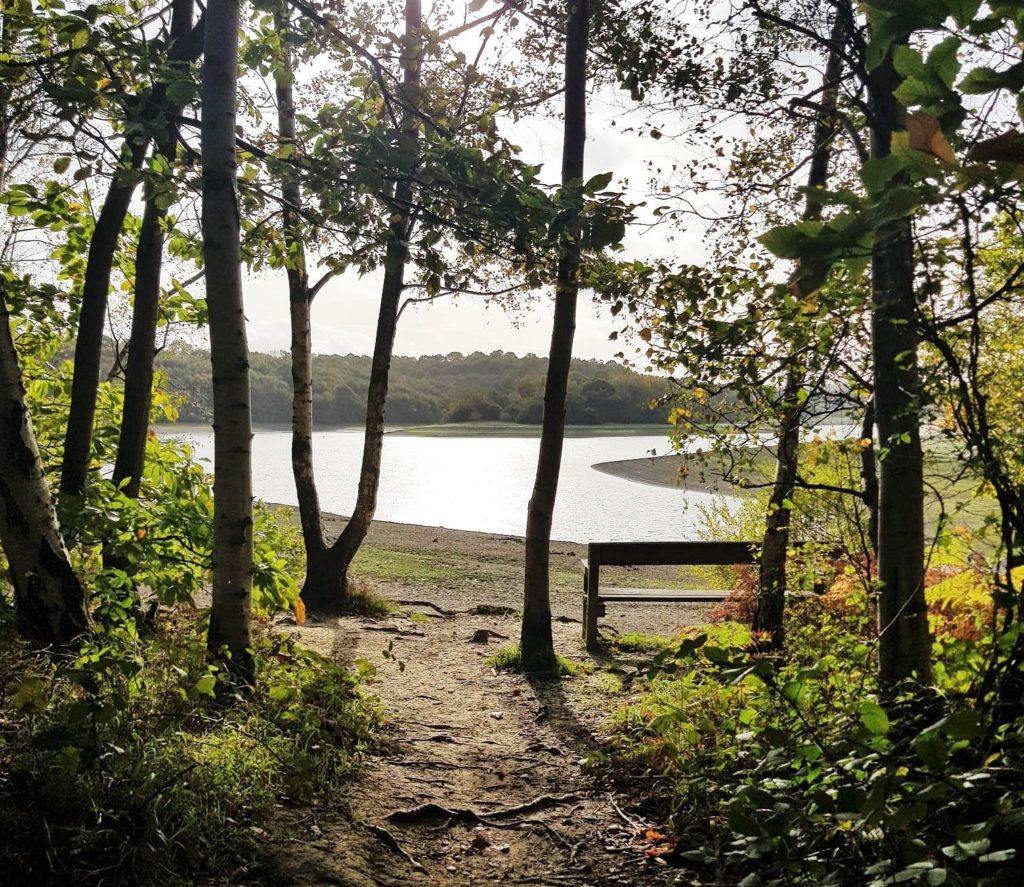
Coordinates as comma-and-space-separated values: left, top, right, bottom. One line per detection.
597, 587, 728, 602
582, 540, 758, 650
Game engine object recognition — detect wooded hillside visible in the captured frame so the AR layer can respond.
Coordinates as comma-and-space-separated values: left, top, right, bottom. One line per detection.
154, 347, 671, 425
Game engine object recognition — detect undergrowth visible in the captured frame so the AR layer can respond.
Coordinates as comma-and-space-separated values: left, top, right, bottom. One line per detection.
0, 602, 380, 885
601, 569, 1024, 885
605, 631, 672, 654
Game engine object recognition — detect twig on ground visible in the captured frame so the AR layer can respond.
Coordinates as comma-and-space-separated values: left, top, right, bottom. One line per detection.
607, 793, 647, 832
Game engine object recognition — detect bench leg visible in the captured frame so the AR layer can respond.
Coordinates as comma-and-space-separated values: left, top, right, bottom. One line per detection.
585, 565, 600, 652
581, 567, 589, 642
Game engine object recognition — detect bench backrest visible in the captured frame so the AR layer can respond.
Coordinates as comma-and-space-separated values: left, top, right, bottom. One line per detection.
587, 541, 759, 567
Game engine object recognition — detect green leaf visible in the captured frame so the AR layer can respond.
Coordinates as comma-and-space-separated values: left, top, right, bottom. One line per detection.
758, 220, 824, 259
859, 700, 890, 735
53, 156, 71, 174
195, 674, 216, 697
960, 61, 1024, 95
927, 36, 961, 88
946, 0, 983, 27
860, 154, 904, 194
939, 708, 983, 739
782, 680, 805, 703
914, 729, 949, 767
893, 44, 928, 80
583, 171, 614, 194
978, 849, 1017, 863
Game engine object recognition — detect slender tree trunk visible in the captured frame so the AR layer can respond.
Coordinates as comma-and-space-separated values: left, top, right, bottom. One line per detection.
753, 19, 844, 650
274, 0, 331, 597
59, 144, 146, 500
868, 43, 931, 686
202, 0, 254, 681
111, 0, 195, 497
299, 0, 421, 613
860, 396, 879, 554
0, 296, 88, 648
0, 3, 12, 195
520, 0, 589, 672
59, 12, 206, 502
755, 368, 802, 648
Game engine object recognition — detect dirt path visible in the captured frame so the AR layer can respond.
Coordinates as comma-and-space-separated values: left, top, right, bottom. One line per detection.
256, 606, 695, 887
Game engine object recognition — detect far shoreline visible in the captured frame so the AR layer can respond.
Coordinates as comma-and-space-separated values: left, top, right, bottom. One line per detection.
592, 454, 749, 495
157, 420, 675, 439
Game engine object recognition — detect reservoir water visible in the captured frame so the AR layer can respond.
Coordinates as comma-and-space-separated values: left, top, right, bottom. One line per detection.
161, 427, 739, 543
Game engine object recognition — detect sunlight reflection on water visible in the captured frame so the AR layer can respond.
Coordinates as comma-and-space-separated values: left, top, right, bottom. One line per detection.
162, 427, 740, 542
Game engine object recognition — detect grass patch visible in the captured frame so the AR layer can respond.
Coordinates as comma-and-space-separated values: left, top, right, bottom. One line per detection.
0, 606, 380, 884
485, 643, 587, 677
337, 578, 396, 616
407, 612, 430, 624
351, 546, 477, 584
612, 632, 672, 654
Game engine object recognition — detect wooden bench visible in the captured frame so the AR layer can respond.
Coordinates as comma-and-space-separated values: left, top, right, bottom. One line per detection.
581, 541, 758, 651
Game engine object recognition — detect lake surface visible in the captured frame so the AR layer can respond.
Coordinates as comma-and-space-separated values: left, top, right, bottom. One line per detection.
161, 427, 739, 543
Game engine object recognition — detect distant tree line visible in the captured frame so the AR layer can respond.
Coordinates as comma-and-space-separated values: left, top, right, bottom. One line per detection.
154, 346, 671, 426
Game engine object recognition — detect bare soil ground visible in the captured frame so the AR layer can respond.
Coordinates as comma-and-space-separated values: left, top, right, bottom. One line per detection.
243, 515, 720, 886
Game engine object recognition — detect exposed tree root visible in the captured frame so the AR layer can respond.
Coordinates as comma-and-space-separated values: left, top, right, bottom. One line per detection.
363, 822, 427, 873
387, 793, 579, 826
393, 600, 456, 616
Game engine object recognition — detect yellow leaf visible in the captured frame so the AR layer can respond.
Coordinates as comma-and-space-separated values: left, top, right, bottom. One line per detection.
907, 112, 956, 164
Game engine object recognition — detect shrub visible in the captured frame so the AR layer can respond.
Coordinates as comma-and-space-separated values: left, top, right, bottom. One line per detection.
604, 614, 1024, 885
0, 604, 379, 884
